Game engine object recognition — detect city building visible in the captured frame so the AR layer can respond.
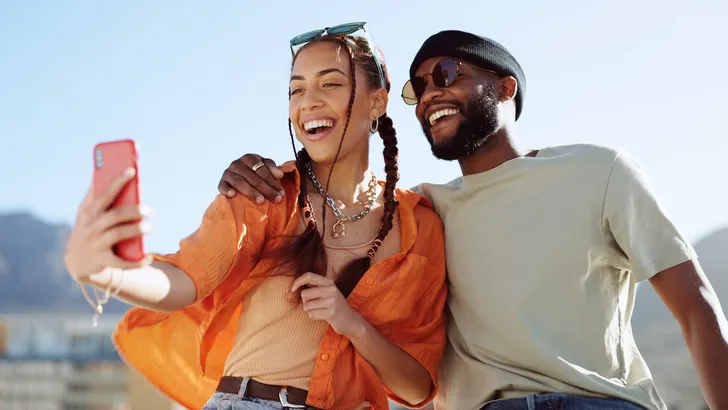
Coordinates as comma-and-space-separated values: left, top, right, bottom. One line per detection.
0, 313, 431, 409
0, 313, 180, 410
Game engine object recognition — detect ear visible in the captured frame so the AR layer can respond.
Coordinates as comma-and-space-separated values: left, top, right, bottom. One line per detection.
369, 87, 389, 120
499, 76, 518, 103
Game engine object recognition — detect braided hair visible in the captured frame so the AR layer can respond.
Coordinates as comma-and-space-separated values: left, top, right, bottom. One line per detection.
271, 35, 400, 298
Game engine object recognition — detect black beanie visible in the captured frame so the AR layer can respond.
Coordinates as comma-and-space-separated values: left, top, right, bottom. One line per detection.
409, 30, 526, 120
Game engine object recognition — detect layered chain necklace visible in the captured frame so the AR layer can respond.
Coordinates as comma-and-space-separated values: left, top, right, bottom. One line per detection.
306, 162, 378, 238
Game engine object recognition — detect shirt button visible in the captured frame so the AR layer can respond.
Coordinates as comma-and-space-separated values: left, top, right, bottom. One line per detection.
320, 353, 330, 361
365, 278, 374, 285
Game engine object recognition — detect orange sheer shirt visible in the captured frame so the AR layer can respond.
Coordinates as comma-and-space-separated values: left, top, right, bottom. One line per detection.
112, 164, 448, 410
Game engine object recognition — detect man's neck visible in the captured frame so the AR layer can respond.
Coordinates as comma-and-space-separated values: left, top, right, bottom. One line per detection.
457, 127, 530, 177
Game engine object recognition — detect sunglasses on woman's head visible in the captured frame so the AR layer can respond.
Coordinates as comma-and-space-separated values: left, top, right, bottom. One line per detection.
401, 58, 499, 105
289, 22, 387, 89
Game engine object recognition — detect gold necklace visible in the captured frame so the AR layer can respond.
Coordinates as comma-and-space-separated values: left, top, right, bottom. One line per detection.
306, 163, 378, 238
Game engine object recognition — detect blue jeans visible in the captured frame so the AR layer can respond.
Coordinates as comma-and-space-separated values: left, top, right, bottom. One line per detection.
201, 392, 320, 410
480, 393, 646, 410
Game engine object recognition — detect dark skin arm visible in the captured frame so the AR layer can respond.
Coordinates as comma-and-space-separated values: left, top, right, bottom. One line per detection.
649, 259, 728, 409
218, 154, 285, 203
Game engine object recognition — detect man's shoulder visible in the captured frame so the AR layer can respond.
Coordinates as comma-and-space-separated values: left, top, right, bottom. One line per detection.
539, 143, 621, 164
406, 178, 460, 214
411, 176, 463, 196
539, 143, 630, 180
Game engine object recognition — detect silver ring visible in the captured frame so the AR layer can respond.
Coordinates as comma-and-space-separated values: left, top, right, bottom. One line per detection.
251, 161, 265, 172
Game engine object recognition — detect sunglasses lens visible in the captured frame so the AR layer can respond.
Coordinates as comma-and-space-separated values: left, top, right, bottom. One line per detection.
401, 81, 419, 105
433, 59, 459, 87
402, 59, 461, 106
326, 23, 364, 36
290, 29, 324, 46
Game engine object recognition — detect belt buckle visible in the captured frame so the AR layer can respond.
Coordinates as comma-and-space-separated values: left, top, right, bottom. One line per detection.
279, 387, 306, 409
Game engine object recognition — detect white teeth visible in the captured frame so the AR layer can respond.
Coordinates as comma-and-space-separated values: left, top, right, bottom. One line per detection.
304, 119, 334, 131
428, 108, 459, 126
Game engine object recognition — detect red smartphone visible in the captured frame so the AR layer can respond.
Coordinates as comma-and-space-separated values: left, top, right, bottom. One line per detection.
92, 139, 145, 262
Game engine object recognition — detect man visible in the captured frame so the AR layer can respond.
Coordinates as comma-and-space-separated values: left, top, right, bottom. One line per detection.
216, 31, 728, 409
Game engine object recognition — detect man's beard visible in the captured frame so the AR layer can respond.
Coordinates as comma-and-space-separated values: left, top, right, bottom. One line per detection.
422, 85, 500, 161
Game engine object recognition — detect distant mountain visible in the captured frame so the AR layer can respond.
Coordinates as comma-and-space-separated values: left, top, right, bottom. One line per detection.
632, 227, 728, 410
0, 212, 128, 313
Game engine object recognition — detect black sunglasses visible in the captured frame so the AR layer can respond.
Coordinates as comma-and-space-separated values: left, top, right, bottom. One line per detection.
401, 58, 498, 105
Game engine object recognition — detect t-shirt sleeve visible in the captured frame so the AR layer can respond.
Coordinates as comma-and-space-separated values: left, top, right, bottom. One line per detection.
409, 183, 424, 195
602, 151, 697, 282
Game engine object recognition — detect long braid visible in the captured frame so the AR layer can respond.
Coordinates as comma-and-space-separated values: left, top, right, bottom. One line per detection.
334, 113, 399, 297
266, 121, 325, 302
288, 119, 317, 236
367, 113, 399, 258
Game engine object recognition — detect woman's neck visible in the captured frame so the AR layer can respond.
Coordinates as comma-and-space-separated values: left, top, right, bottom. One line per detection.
308, 148, 375, 211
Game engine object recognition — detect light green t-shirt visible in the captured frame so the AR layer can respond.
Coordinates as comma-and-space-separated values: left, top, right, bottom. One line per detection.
415, 144, 696, 410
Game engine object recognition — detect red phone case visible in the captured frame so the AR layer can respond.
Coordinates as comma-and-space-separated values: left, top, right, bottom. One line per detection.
92, 139, 145, 262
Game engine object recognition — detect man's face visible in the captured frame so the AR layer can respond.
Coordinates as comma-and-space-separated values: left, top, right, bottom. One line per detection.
413, 57, 502, 161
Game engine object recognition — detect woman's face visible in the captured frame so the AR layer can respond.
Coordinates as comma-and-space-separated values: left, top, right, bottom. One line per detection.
289, 41, 385, 165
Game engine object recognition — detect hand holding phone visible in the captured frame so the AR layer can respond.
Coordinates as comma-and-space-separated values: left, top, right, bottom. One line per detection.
92, 139, 146, 262
67, 138, 150, 277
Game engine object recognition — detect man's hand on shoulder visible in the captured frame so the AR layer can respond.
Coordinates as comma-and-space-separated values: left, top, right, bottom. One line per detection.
218, 154, 284, 204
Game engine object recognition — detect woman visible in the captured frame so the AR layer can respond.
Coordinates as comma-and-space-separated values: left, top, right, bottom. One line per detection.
64, 23, 447, 410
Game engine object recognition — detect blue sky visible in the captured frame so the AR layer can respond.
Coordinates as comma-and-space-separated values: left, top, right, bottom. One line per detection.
1, 0, 726, 254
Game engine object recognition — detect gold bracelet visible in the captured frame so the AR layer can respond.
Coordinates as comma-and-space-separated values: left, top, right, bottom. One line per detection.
110, 268, 125, 298
78, 267, 124, 327
93, 267, 122, 326
79, 281, 97, 310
